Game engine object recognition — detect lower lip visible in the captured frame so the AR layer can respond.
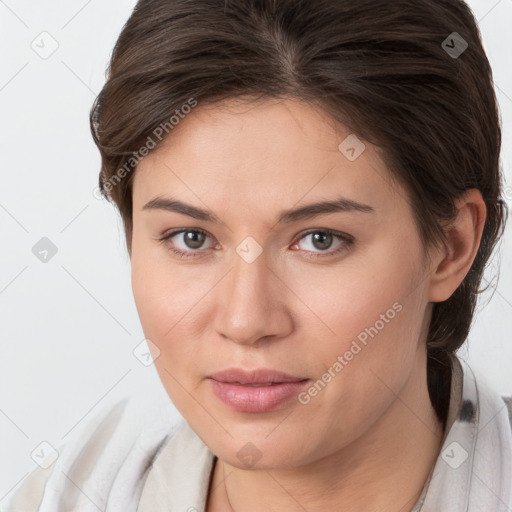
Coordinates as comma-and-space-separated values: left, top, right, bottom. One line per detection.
208, 379, 309, 413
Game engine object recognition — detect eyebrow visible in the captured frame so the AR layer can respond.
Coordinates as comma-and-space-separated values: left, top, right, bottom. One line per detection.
142, 196, 375, 224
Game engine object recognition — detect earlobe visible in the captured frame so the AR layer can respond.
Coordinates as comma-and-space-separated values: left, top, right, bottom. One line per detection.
428, 189, 487, 303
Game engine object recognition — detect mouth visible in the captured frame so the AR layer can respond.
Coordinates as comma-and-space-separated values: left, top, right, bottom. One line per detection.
207, 368, 310, 413
208, 367, 307, 385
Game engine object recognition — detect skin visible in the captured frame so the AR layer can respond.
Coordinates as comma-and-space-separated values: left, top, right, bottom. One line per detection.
130, 97, 486, 512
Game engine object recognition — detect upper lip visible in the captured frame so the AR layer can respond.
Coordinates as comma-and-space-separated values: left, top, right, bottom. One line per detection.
208, 368, 308, 385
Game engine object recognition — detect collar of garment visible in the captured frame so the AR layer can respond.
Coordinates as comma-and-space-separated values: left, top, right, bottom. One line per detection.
412, 356, 512, 511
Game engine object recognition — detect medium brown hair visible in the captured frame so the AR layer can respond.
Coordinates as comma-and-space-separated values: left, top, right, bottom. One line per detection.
90, 0, 507, 424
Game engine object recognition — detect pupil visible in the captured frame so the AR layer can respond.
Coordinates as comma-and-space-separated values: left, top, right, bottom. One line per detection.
313, 232, 332, 250
185, 231, 204, 249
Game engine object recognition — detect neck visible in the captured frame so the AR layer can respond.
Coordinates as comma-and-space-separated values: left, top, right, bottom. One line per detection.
207, 350, 445, 512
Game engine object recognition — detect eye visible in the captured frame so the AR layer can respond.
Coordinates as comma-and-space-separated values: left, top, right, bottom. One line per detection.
159, 229, 216, 258
291, 229, 354, 258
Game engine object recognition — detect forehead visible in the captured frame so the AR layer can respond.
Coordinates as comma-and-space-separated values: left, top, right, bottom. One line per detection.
132, 97, 405, 222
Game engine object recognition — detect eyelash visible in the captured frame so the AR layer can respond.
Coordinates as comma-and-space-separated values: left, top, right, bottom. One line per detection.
158, 228, 354, 260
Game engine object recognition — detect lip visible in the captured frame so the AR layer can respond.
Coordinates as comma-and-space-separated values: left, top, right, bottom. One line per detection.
208, 368, 309, 413
208, 368, 307, 385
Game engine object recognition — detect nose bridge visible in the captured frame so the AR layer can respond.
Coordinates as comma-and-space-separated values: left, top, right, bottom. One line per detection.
212, 248, 290, 345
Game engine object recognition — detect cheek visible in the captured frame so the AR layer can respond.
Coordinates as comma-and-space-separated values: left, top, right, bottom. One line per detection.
292, 240, 428, 426
130, 237, 218, 394
131, 237, 190, 361
131, 265, 206, 362
292, 235, 426, 381
131, 260, 173, 342
131, 251, 207, 415
131, 231, 198, 336
292, 236, 425, 350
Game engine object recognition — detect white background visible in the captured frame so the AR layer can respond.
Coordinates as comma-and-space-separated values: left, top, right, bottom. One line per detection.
1, 0, 511, 503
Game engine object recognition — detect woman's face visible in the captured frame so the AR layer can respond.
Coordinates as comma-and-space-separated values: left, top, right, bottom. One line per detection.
131, 97, 435, 469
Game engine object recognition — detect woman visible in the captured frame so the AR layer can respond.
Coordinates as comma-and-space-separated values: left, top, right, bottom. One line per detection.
5, 0, 511, 510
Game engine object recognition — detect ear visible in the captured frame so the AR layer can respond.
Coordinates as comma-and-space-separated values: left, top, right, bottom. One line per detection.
428, 189, 487, 303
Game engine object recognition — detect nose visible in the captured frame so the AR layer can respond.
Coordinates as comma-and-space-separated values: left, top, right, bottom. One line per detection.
211, 249, 294, 346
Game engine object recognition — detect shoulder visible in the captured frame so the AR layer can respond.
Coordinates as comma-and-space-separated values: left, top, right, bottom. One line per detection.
3, 395, 180, 512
